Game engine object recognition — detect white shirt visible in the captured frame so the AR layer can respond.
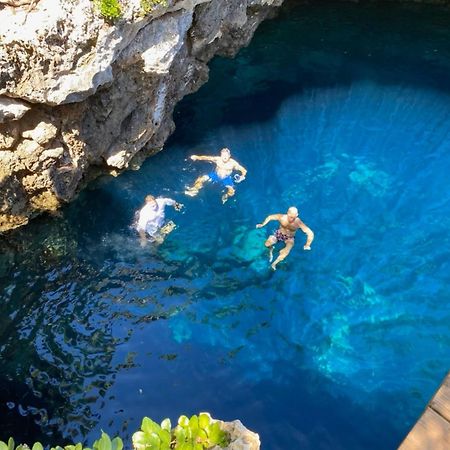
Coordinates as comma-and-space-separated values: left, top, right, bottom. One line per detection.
136, 198, 175, 235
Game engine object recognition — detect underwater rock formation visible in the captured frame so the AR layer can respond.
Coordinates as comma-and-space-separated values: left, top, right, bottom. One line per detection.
0, 0, 283, 232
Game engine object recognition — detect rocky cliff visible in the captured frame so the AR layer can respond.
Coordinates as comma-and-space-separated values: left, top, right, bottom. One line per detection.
0, 0, 283, 232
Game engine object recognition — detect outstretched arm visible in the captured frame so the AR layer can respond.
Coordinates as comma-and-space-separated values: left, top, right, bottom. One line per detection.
159, 198, 176, 207
299, 220, 314, 250
256, 214, 281, 228
190, 155, 218, 162
160, 198, 184, 211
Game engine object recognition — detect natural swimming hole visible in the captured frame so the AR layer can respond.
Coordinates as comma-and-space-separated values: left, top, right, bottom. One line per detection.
2, 1, 450, 449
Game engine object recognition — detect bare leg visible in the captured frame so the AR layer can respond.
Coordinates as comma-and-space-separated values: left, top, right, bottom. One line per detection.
264, 235, 277, 263
139, 230, 148, 247
152, 233, 165, 245
271, 239, 294, 271
185, 175, 210, 197
221, 186, 235, 204
149, 221, 176, 245
268, 247, 274, 263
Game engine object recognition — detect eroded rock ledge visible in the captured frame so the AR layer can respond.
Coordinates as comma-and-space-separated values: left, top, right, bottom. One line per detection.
0, 0, 283, 232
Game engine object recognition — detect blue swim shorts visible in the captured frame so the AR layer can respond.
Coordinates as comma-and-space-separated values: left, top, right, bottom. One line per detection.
208, 171, 234, 188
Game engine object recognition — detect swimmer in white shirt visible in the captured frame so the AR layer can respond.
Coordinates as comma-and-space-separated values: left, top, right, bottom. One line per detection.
135, 195, 183, 246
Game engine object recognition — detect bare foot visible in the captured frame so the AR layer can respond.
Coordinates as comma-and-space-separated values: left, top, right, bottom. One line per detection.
221, 193, 228, 204
185, 188, 198, 197
160, 221, 176, 235
270, 262, 277, 271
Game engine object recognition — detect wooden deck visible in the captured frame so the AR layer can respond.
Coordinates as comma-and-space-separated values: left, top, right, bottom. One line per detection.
399, 371, 450, 450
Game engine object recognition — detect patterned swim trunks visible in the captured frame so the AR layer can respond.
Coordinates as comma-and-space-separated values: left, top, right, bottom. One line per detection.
274, 229, 294, 242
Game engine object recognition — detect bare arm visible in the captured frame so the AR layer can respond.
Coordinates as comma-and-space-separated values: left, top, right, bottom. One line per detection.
298, 220, 314, 249
256, 214, 281, 228
160, 197, 184, 211
233, 160, 247, 177
190, 155, 218, 162
160, 198, 176, 207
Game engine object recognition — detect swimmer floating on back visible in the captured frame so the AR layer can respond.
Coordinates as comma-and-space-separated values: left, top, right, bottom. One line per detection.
135, 195, 183, 246
256, 206, 314, 270
185, 147, 247, 203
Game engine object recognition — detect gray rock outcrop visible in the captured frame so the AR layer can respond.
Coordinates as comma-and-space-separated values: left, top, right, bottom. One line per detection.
0, 0, 283, 232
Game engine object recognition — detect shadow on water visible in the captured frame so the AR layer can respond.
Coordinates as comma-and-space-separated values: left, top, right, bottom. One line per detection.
172, 0, 450, 146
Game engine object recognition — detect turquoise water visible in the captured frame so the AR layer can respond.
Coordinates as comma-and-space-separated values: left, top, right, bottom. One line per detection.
2, 1, 450, 448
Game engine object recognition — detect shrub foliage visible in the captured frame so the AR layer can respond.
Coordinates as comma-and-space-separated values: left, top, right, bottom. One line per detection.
95, 0, 122, 21
140, 0, 168, 15
1, 414, 230, 450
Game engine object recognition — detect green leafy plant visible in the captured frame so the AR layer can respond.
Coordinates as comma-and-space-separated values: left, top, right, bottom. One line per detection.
95, 0, 122, 22
140, 0, 168, 16
0, 414, 230, 450
132, 414, 230, 449
0, 432, 123, 450
132, 417, 171, 449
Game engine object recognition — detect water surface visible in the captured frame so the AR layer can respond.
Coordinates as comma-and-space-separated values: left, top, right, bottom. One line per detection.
2, 1, 450, 449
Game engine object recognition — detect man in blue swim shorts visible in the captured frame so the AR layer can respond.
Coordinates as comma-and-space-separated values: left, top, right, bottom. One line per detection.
185, 148, 247, 203
256, 207, 314, 270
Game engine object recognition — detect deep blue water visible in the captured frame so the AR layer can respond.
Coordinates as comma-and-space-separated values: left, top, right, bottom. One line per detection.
2, 1, 450, 449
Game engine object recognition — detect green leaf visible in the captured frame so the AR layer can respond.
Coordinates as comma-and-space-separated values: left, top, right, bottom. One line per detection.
93, 432, 112, 450
160, 418, 171, 433
110, 437, 123, 450
175, 442, 192, 450
178, 415, 189, 428
157, 429, 170, 447
147, 433, 161, 449
198, 414, 210, 430
188, 416, 199, 433
32, 443, 43, 450
142, 417, 161, 435
174, 426, 187, 444
0, 441, 9, 450
208, 422, 223, 445
132, 432, 146, 447
8, 438, 14, 450
196, 429, 207, 444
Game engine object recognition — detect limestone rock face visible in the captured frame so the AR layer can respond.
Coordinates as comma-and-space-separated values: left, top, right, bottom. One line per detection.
0, 96, 30, 123
218, 419, 261, 450
0, 0, 283, 232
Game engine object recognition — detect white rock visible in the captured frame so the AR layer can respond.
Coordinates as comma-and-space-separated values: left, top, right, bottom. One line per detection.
0, 96, 30, 123
22, 120, 58, 144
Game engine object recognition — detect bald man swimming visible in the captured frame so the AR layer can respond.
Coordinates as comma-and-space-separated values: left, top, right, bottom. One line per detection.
256, 207, 314, 270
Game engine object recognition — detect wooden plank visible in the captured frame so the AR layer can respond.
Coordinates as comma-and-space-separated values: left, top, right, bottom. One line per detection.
398, 407, 450, 450
430, 375, 450, 422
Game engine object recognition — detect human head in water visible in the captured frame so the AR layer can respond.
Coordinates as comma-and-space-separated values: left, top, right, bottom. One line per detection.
145, 195, 157, 208
220, 147, 231, 162
287, 206, 299, 223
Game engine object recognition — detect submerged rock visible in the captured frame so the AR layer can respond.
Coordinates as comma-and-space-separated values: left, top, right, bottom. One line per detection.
0, 0, 284, 232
